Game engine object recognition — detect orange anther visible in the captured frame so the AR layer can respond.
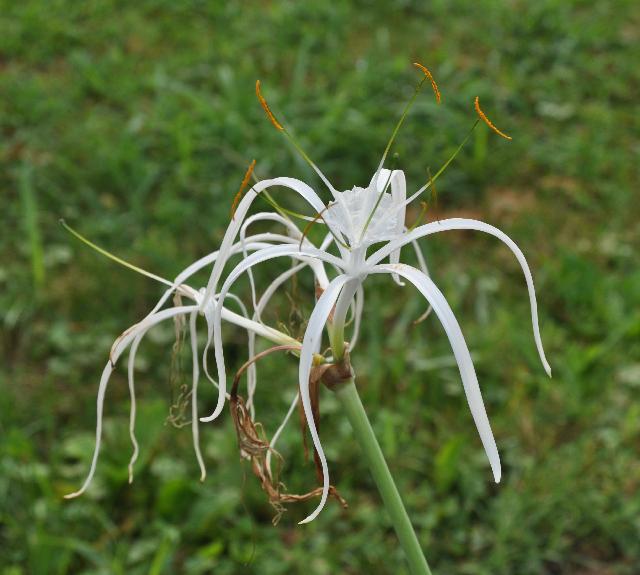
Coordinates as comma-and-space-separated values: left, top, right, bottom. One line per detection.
474, 96, 512, 140
256, 80, 284, 131
231, 159, 256, 219
413, 62, 441, 104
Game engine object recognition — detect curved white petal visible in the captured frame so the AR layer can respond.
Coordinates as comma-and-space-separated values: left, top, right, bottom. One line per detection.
201, 244, 345, 423
298, 274, 351, 524
410, 235, 431, 277
201, 177, 343, 307
105, 236, 304, 403
372, 264, 501, 483
221, 293, 257, 419
146, 236, 289, 317
367, 219, 551, 376
241, 211, 306, 243
245, 262, 307, 415
386, 170, 407, 285
65, 305, 198, 499
126, 332, 144, 484
240, 212, 309, 319
126, 299, 216, 484
200, 292, 256, 406
113, 236, 295, 361
398, 185, 425, 212
313, 232, 335, 289
188, 311, 207, 481
242, 217, 287, 320
410, 236, 433, 321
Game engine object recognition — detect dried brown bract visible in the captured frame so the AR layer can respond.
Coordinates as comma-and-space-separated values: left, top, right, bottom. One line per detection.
230, 347, 347, 524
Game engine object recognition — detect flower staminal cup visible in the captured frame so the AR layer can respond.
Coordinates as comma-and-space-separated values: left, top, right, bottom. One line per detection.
194, 64, 550, 574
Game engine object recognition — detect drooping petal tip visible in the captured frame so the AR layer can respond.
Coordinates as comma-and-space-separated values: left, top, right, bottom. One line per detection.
538, 344, 552, 378
298, 492, 328, 524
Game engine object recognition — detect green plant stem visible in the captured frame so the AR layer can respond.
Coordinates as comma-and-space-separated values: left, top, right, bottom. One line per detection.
334, 379, 432, 575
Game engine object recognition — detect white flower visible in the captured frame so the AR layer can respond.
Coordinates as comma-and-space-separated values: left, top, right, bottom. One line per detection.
198, 70, 550, 524
63, 221, 331, 498
198, 165, 551, 524
68, 67, 551, 529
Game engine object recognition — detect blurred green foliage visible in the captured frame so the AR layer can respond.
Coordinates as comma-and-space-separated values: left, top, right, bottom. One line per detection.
1, 0, 639, 573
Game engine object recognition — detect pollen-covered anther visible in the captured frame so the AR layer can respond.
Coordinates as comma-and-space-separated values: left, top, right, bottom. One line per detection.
474, 96, 512, 140
256, 80, 284, 131
230, 159, 256, 219
413, 62, 441, 104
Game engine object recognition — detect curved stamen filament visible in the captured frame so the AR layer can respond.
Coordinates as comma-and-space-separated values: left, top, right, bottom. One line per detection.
427, 166, 438, 208
407, 201, 429, 232
403, 119, 480, 208
255, 80, 338, 198
377, 62, 440, 171
475, 96, 512, 140
300, 203, 349, 250
362, 63, 441, 238
60, 219, 173, 287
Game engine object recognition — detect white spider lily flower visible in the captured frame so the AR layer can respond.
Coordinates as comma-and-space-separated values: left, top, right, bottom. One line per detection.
64, 303, 198, 498
198, 176, 349, 421
199, 165, 551, 524
191, 73, 549, 524
63, 222, 332, 499
68, 66, 550, 535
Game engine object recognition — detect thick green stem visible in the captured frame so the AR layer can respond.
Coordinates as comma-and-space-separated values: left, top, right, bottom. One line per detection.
334, 379, 432, 575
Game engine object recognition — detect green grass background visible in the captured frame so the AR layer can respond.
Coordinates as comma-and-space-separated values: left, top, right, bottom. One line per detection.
1, 1, 639, 573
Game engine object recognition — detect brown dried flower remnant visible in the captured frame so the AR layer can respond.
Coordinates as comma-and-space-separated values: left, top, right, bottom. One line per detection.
230, 346, 347, 524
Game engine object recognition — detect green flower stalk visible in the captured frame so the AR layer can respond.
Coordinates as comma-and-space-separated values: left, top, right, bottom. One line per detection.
335, 380, 433, 575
